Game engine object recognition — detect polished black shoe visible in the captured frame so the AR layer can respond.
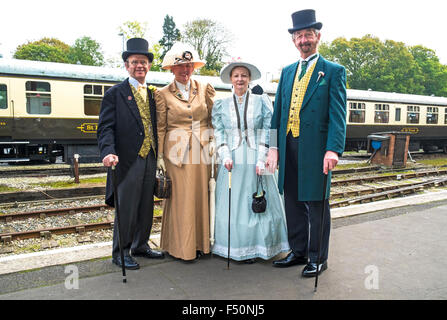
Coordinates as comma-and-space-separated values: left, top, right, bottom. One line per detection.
301, 261, 328, 277
132, 248, 165, 259
272, 252, 307, 268
112, 255, 140, 270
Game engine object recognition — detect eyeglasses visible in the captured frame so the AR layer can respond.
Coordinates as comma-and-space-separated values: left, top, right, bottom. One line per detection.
128, 60, 149, 66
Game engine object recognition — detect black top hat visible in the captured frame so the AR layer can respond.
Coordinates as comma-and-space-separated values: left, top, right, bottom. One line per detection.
288, 9, 323, 34
122, 38, 154, 62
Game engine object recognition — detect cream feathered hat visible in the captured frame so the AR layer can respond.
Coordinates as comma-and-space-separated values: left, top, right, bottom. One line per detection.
161, 43, 205, 70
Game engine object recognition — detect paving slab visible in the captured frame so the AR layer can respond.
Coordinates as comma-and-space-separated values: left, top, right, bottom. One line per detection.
0, 197, 446, 300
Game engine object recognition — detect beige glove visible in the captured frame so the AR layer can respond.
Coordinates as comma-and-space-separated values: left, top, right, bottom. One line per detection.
209, 139, 216, 156
157, 154, 166, 172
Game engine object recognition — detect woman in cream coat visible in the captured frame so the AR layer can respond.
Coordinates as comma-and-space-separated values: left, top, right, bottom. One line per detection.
155, 44, 215, 261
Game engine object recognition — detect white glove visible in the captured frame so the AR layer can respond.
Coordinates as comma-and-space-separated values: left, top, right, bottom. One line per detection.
157, 155, 166, 172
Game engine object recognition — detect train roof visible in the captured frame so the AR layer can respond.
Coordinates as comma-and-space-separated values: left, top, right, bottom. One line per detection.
347, 89, 447, 106
0, 58, 273, 92
1, 59, 446, 104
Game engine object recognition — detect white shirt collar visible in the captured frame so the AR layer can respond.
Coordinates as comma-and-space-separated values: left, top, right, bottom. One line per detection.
128, 76, 146, 90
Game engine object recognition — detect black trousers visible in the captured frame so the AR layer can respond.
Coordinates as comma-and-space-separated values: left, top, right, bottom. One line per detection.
112, 149, 156, 258
283, 133, 331, 263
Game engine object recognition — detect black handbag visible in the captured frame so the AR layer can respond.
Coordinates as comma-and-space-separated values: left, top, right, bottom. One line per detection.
154, 168, 171, 199
252, 175, 267, 213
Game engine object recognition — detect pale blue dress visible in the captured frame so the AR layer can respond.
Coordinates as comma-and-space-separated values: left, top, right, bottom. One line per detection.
211, 90, 289, 261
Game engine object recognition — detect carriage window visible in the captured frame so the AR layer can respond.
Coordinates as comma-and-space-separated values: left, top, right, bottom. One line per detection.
83, 84, 108, 116
348, 102, 365, 123
426, 107, 438, 124
407, 105, 420, 124
445, 108, 447, 125
0, 84, 7, 109
25, 81, 51, 114
374, 104, 389, 123
395, 108, 401, 121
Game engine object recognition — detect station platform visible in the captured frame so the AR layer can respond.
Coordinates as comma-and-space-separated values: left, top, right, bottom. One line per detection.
0, 191, 446, 302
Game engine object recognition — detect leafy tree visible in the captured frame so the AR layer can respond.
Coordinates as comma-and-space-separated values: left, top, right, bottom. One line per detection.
150, 43, 163, 72
118, 21, 148, 39
159, 15, 181, 61
67, 36, 104, 66
319, 35, 447, 97
13, 37, 104, 66
14, 37, 70, 63
182, 19, 233, 74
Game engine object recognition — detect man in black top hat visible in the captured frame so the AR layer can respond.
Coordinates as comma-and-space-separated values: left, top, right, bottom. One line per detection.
98, 38, 164, 270
267, 9, 347, 277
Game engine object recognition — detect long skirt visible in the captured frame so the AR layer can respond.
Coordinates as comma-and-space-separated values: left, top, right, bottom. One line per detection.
212, 140, 289, 261
160, 146, 211, 261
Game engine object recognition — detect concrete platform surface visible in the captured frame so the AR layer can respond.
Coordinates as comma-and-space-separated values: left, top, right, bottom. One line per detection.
0, 196, 446, 301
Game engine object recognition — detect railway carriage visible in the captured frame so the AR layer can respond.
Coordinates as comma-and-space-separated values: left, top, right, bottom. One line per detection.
0, 59, 233, 163
1, 58, 446, 164
345, 89, 447, 153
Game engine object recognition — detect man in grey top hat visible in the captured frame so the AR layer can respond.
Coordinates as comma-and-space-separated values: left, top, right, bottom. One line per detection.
98, 38, 164, 270
267, 9, 347, 277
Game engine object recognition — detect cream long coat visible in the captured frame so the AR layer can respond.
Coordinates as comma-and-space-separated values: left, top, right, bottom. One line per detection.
155, 79, 215, 260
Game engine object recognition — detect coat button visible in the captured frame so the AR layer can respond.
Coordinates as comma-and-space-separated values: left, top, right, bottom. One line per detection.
187, 105, 191, 108
188, 116, 192, 119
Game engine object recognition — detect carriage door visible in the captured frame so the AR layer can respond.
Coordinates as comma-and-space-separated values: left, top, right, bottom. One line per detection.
0, 80, 12, 138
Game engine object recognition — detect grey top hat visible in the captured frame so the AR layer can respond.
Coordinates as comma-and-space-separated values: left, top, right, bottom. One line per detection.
122, 38, 154, 62
288, 9, 322, 34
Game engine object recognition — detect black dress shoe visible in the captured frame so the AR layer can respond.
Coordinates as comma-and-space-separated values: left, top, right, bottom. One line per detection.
132, 248, 165, 259
112, 256, 140, 270
301, 261, 328, 277
272, 252, 307, 268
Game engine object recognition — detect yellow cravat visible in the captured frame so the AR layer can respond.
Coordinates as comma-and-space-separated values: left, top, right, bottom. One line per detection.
138, 85, 147, 101
286, 62, 317, 137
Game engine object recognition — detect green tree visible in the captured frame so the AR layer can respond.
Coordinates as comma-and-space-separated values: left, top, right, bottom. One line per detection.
319, 35, 447, 97
67, 36, 104, 66
14, 37, 70, 63
118, 21, 148, 39
409, 45, 447, 97
159, 15, 181, 61
182, 19, 233, 74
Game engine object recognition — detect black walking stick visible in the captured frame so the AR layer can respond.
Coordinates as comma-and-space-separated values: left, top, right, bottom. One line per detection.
227, 171, 232, 270
112, 165, 127, 283
314, 172, 329, 292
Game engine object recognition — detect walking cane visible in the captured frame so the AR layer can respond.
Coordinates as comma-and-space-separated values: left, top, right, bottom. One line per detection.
227, 171, 232, 270
111, 165, 127, 283
314, 171, 329, 292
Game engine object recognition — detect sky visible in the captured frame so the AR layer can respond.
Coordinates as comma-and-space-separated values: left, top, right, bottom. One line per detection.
1, 0, 446, 81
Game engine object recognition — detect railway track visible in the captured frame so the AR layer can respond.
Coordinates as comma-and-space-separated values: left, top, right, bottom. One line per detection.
0, 201, 163, 243
0, 165, 106, 178
1, 164, 447, 255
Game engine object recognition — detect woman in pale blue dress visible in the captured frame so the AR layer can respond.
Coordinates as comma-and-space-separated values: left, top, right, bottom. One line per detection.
211, 61, 289, 263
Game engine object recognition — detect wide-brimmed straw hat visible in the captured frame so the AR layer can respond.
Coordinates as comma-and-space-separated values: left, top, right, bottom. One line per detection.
219, 61, 261, 84
161, 43, 205, 70
122, 38, 154, 62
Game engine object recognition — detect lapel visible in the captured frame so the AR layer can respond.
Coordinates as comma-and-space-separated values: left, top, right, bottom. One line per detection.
169, 80, 196, 102
188, 80, 198, 104
119, 79, 143, 130
301, 56, 327, 111
283, 61, 299, 113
